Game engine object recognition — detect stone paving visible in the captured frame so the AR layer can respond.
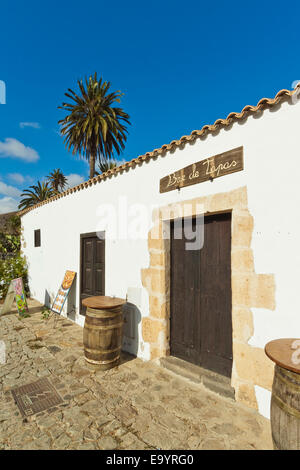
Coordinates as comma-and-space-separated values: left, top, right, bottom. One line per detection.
0, 299, 273, 450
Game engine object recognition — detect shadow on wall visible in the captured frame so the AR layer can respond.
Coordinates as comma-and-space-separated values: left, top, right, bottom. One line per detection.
67, 279, 77, 321
44, 289, 52, 308
44, 277, 77, 320
122, 301, 141, 357
44, 289, 58, 309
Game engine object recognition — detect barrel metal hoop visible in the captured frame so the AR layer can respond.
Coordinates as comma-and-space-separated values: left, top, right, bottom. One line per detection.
84, 321, 124, 331
85, 355, 120, 366
276, 368, 300, 392
86, 306, 122, 317
272, 394, 300, 420
84, 346, 121, 354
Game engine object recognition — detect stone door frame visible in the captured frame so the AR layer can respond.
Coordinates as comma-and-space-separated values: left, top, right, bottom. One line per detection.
141, 186, 276, 410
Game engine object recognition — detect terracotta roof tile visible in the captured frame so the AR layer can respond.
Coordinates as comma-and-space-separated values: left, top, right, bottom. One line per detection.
18, 83, 300, 217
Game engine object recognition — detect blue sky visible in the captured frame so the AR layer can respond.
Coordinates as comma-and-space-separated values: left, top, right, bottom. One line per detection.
0, 0, 299, 213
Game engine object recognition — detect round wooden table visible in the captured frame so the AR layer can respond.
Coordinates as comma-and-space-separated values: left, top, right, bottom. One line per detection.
82, 296, 126, 370
82, 295, 126, 310
265, 338, 300, 450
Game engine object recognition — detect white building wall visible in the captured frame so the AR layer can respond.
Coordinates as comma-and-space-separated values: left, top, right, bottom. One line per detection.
21, 98, 300, 416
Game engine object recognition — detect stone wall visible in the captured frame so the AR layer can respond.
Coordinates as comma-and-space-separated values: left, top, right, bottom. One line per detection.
141, 186, 275, 410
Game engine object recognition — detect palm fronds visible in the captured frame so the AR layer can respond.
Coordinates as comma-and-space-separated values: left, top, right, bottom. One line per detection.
58, 73, 130, 179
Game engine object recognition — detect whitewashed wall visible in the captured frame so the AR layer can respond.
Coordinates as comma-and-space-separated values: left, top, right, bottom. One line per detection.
21, 98, 300, 417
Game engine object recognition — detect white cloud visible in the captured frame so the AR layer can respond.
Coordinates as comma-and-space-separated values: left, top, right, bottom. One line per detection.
116, 158, 129, 166
0, 138, 39, 162
20, 122, 41, 129
65, 173, 85, 188
7, 173, 24, 184
0, 197, 18, 214
0, 181, 21, 198
7, 173, 34, 185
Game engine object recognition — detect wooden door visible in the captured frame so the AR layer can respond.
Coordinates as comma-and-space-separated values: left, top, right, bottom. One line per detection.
170, 213, 232, 377
80, 232, 105, 315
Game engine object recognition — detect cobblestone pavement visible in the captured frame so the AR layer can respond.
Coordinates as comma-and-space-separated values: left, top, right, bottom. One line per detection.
0, 299, 273, 450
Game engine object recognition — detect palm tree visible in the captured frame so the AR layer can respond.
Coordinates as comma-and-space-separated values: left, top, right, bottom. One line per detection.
58, 73, 130, 179
95, 159, 117, 175
47, 168, 68, 193
18, 181, 55, 210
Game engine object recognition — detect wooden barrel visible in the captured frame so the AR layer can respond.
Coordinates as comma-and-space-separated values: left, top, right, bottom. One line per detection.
82, 296, 126, 370
265, 339, 300, 450
271, 365, 300, 450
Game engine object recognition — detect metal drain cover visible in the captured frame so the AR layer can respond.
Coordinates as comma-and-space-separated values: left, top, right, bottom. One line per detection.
11, 377, 63, 417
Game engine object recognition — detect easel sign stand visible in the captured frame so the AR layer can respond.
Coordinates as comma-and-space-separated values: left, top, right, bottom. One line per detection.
50, 271, 76, 326
0, 278, 29, 316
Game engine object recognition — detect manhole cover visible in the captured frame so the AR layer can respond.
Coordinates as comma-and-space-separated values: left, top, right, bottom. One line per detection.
11, 378, 64, 417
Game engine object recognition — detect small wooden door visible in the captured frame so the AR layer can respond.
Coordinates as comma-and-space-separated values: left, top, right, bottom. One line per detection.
170, 213, 232, 377
80, 232, 105, 315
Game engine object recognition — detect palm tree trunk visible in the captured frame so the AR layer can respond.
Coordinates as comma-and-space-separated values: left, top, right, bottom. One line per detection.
89, 153, 96, 179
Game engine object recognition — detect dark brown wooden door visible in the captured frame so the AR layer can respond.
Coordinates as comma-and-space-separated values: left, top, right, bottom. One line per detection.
80, 232, 105, 315
170, 213, 232, 377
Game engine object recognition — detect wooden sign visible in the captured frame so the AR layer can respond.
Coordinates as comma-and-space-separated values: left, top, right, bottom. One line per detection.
160, 146, 243, 193
52, 270, 76, 314
0, 278, 28, 316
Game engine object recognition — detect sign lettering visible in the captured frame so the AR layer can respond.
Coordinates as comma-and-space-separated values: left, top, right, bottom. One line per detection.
160, 146, 243, 193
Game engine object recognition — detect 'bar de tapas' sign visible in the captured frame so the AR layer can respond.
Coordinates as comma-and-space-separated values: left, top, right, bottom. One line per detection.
160, 146, 244, 193
52, 270, 76, 314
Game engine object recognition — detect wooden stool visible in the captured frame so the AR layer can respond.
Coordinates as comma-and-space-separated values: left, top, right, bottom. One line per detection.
265, 338, 300, 450
82, 296, 126, 370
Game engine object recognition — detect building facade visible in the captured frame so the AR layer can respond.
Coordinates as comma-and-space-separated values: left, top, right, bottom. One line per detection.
20, 85, 300, 418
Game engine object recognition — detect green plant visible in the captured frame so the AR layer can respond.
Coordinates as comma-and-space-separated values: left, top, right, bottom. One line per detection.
8, 215, 21, 235
0, 255, 29, 300
0, 233, 20, 253
41, 306, 52, 320
58, 73, 130, 179
18, 311, 30, 319
0, 214, 21, 255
